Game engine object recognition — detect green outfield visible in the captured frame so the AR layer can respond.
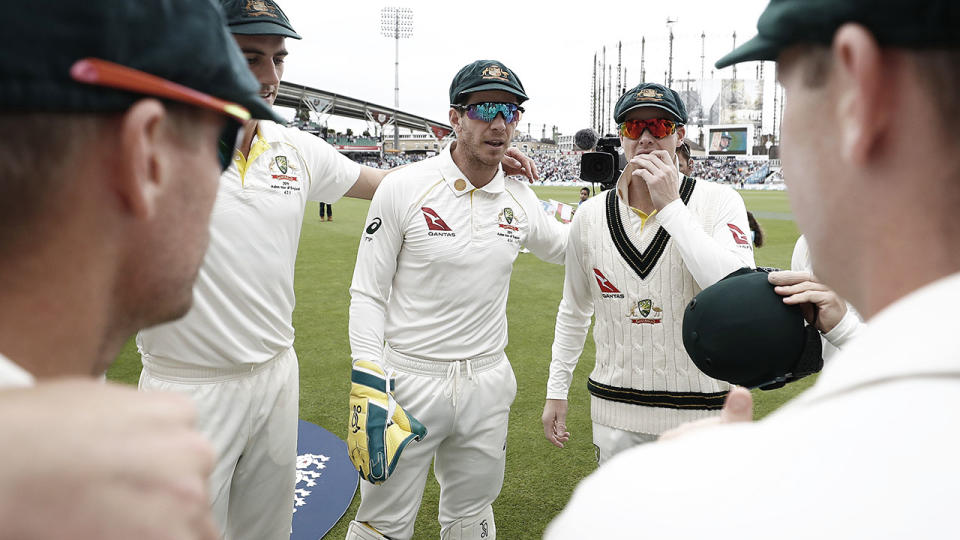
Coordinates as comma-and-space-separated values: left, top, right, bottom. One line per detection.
107, 185, 805, 538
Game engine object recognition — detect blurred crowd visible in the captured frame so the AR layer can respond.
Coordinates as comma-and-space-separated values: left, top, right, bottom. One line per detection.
691, 157, 769, 184
349, 153, 429, 169
530, 153, 581, 183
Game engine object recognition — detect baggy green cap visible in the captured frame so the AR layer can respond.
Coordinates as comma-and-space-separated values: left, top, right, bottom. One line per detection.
221, 0, 302, 39
682, 269, 823, 390
614, 82, 687, 124
449, 60, 528, 105
0, 0, 282, 123
716, 0, 960, 69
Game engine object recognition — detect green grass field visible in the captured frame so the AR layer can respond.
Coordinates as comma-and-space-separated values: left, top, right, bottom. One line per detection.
107, 185, 805, 539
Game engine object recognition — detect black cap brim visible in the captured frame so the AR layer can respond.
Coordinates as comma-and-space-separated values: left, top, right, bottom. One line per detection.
715, 34, 783, 69
229, 21, 302, 39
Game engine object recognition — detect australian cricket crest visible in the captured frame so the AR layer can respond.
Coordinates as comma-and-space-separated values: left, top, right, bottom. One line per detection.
497, 207, 521, 244
268, 155, 300, 194
481, 64, 510, 82
637, 88, 665, 102
245, 0, 279, 18
628, 298, 663, 324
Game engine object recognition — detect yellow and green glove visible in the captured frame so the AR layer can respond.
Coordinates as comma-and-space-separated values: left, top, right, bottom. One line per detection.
348, 360, 427, 484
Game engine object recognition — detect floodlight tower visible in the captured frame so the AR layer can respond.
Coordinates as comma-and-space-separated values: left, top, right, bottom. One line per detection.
666, 17, 677, 87
380, 7, 413, 150
641, 37, 646, 83
731, 31, 738, 80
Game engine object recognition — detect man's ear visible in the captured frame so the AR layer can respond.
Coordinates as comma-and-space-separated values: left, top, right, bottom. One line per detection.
449, 107, 462, 135
114, 99, 167, 220
833, 23, 890, 165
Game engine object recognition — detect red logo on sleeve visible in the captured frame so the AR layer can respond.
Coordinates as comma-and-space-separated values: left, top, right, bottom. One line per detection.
727, 223, 750, 245
421, 207, 453, 231
593, 269, 621, 293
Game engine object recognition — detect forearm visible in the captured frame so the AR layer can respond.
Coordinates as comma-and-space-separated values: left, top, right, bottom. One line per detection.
547, 240, 593, 400
348, 290, 387, 364
344, 164, 409, 200
547, 308, 590, 400
658, 200, 754, 288
822, 307, 865, 349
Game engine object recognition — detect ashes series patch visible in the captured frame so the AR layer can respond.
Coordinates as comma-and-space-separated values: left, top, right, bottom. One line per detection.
268, 154, 301, 195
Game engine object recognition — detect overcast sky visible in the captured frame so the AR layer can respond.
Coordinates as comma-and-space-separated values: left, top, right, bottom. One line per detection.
276, 0, 773, 137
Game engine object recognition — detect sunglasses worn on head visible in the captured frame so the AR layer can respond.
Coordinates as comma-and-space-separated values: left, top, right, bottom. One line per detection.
70, 58, 249, 171
619, 118, 681, 140
453, 102, 524, 123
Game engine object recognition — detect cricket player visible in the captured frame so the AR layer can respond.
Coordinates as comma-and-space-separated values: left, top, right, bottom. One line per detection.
0, 0, 281, 537
345, 60, 568, 540
135, 2, 541, 538
547, 0, 960, 536
541, 82, 755, 463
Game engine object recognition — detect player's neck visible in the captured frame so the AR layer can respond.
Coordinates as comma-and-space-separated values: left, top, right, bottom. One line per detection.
450, 141, 498, 189
238, 119, 260, 159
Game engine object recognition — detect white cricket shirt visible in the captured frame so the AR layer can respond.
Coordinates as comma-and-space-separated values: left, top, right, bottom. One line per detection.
349, 143, 568, 363
0, 352, 33, 387
137, 121, 361, 369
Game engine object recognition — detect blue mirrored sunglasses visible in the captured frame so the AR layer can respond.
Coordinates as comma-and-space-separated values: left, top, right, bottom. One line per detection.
452, 102, 524, 123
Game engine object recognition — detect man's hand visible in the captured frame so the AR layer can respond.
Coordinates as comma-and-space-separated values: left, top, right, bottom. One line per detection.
541, 399, 571, 448
0, 380, 217, 540
659, 387, 753, 441
630, 150, 680, 210
502, 147, 540, 183
768, 270, 848, 333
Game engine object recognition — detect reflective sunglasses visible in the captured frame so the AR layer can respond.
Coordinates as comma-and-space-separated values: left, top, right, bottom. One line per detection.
70, 58, 250, 171
618, 118, 681, 140
453, 102, 524, 123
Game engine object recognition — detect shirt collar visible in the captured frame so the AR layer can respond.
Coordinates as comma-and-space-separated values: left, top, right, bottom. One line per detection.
252, 119, 279, 144
0, 351, 34, 388
438, 142, 505, 197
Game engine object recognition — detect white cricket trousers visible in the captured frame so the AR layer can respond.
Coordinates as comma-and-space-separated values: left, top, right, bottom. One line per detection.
592, 423, 658, 465
355, 345, 517, 539
139, 347, 299, 540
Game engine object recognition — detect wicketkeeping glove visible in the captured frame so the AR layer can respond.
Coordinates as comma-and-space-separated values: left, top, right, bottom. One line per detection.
348, 360, 427, 484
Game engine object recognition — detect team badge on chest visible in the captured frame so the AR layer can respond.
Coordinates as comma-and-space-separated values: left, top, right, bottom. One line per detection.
497, 207, 521, 244
497, 207, 518, 231
268, 154, 300, 194
628, 298, 663, 324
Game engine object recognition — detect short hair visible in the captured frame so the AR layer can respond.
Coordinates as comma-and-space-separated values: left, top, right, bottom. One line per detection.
0, 104, 208, 256
677, 141, 691, 160
580, 187, 590, 195
0, 113, 101, 254
746, 211, 764, 248
797, 45, 960, 141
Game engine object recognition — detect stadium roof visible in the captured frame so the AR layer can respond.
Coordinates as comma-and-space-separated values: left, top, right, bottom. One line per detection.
276, 81, 452, 138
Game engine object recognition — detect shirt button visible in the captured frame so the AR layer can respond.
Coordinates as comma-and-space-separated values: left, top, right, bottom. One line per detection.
454, 179, 467, 191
